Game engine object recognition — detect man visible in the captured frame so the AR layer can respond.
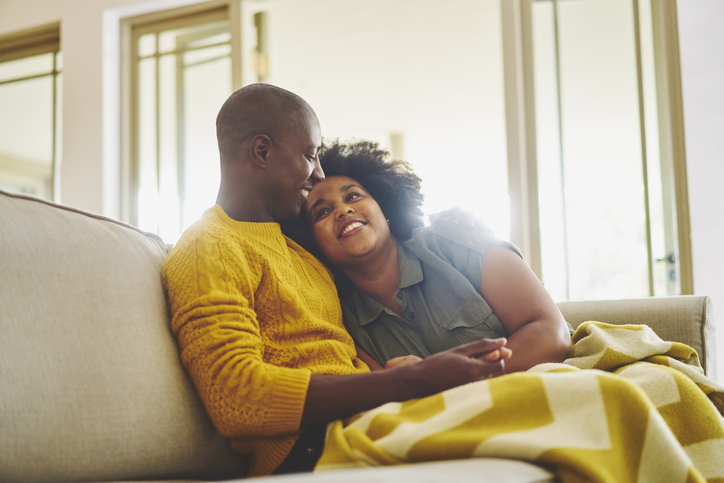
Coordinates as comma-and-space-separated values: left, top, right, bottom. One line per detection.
162, 84, 507, 476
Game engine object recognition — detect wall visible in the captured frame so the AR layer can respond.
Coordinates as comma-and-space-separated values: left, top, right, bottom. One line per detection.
677, 0, 724, 382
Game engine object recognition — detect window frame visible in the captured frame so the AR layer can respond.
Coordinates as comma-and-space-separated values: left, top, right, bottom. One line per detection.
502, 0, 692, 297
120, 1, 241, 228
0, 22, 62, 202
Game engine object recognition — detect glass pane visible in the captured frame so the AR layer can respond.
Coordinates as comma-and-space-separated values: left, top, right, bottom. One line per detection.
0, 53, 54, 83
135, 16, 231, 242
184, 44, 231, 66
0, 75, 54, 199
158, 20, 229, 54
137, 57, 158, 233
54, 69, 63, 201
158, 53, 180, 242
255, 0, 509, 238
534, 0, 652, 301
533, 0, 568, 300
182, 55, 231, 234
638, 0, 675, 296
186, 29, 230, 49
138, 33, 156, 58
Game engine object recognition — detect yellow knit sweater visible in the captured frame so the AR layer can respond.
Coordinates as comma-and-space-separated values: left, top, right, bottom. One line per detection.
162, 205, 368, 476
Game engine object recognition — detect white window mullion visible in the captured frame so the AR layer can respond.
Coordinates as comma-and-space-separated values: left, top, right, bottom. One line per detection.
501, 0, 543, 280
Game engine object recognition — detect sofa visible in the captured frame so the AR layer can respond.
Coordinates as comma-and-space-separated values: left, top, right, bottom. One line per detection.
0, 188, 717, 483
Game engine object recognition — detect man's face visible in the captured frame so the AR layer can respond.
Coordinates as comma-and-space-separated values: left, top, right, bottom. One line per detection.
265, 118, 323, 221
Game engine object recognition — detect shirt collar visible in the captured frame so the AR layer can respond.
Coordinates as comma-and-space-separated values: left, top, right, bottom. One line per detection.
352, 242, 424, 326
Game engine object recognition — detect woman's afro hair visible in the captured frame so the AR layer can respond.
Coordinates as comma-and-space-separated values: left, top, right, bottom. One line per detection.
280, 139, 425, 293
318, 139, 425, 241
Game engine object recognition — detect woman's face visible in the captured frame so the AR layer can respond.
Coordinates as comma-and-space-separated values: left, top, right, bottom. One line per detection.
305, 175, 393, 267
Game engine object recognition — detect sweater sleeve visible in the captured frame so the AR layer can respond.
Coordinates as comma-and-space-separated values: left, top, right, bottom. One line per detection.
162, 233, 311, 439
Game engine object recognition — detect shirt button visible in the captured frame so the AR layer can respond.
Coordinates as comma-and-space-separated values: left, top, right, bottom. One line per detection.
396, 292, 403, 300
407, 312, 415, 319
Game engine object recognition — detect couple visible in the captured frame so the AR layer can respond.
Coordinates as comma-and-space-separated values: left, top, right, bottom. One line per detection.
162, 83, 571, 476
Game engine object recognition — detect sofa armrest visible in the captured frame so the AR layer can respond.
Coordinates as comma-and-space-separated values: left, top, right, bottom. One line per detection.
557, 295, 716, 380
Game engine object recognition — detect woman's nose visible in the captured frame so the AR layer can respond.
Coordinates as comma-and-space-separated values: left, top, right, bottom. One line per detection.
337, 207, 354, 218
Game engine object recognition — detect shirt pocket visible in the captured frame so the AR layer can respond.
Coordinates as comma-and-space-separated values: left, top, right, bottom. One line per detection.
440, 295, 509, 344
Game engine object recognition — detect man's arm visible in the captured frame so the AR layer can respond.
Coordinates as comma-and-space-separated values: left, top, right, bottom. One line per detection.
301, 337, 507, 427
480, 246, 572, 374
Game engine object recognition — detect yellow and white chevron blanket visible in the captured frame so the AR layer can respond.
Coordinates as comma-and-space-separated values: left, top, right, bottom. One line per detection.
316, 322, 724, 482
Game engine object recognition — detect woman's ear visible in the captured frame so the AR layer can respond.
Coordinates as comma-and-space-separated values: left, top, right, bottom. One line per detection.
249, 134, 272, 168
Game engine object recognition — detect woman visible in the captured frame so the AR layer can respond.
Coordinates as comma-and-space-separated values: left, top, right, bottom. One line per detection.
289, 140, 572, 372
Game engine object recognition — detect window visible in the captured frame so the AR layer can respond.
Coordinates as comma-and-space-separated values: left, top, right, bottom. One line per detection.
241, 0, 511, 237
531, 0, 689, 300
0, 24, 61, 201
236, 0, 689, 301
122, 0, 690, 301
127, 6, 234, 243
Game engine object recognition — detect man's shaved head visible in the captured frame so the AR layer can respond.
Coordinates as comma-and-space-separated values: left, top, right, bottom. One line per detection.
216, 83, 318, 163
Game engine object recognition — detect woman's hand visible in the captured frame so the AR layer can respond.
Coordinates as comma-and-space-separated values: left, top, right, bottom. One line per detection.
480, 346, 513, 362
385, 355, 423, 369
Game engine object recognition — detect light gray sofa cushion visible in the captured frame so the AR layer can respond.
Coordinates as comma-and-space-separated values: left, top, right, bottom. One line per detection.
558, 295, 716, 379
0, 190, 247, 482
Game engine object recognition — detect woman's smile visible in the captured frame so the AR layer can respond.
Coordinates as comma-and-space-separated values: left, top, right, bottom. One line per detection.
339, 220, 367, 238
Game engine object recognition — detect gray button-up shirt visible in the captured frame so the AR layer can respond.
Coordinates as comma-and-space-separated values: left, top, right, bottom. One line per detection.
340, 220, 524, 366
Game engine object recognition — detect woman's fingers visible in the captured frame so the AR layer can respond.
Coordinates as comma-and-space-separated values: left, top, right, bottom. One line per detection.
454, 337, 507, 358
385, 355, 423, 369
481, 347, 514, 361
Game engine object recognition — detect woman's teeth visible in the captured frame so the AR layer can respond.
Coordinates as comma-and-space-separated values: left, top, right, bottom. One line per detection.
301, 188, 309, 197
341, 222, 364, 235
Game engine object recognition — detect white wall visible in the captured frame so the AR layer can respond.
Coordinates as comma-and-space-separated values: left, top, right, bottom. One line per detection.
677, 0, 724, 382
1, 0, 722, 380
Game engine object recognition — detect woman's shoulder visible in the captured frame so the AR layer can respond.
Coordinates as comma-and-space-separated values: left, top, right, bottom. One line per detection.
407, 220, 522, 260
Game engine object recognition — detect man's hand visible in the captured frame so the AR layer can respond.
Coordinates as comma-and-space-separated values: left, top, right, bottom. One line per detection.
302, 338, 510, 427
399, 338, 509, 398
385, 344, 512, 370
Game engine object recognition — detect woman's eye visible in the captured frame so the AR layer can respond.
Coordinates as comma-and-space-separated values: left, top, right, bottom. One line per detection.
346, 192, 361, 202
315, 208, 330, 220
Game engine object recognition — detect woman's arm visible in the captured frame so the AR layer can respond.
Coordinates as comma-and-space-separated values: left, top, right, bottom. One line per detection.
356, 346, 384, 371
480, 246, 572, 373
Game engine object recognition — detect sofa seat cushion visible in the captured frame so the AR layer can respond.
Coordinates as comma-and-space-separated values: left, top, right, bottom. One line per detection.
0, 191, 247, 482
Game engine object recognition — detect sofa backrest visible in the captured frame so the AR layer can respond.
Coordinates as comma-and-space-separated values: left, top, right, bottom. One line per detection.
0, 190, 247, 482
559, 295, 716, 379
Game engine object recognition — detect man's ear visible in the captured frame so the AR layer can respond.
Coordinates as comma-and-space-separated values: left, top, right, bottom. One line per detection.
249, 134, 272, 168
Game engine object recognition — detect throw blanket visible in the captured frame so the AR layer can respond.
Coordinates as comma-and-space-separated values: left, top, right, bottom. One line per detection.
315, 322, 724, 482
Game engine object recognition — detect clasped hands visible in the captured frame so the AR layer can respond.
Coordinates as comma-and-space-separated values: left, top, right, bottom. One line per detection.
386, 337, 512, 387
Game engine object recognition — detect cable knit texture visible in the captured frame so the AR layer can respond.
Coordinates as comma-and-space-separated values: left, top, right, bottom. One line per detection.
162, 205, 368, 476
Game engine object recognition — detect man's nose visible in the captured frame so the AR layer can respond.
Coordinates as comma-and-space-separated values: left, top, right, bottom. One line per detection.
311, 158, 324, 181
